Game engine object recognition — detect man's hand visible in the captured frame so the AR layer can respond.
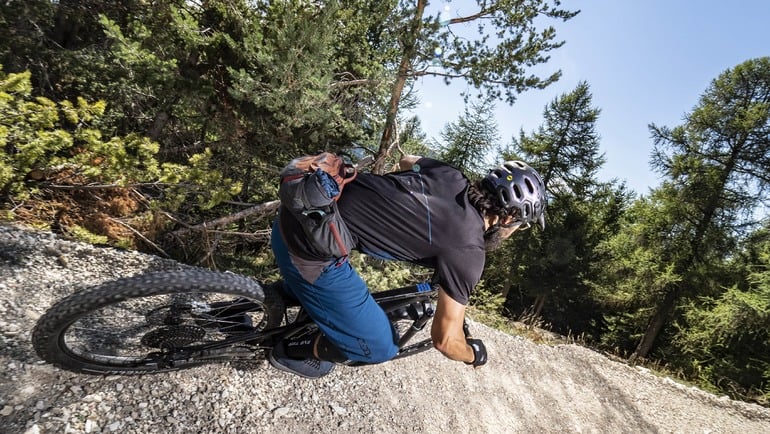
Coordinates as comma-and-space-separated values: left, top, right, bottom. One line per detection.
462, 320, 487, 367
465, 338, 488, 367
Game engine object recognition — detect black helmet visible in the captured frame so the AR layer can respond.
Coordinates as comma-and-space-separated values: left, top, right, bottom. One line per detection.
481, 160, 547, 229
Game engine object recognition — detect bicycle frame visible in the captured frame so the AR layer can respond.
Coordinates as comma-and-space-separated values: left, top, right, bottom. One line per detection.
150, 282, 439, 367
265, 281, 439, 350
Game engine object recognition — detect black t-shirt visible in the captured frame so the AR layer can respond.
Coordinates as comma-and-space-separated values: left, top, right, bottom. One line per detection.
281, 158, 486, 305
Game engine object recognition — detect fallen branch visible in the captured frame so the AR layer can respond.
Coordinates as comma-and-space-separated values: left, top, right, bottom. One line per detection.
44, 181, 164, 190
107, 217, 170, 258
201, 229, 272, 239
171, 200, 280, 237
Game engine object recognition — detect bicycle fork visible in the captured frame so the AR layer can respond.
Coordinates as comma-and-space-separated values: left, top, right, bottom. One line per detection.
396, 301, 435, 348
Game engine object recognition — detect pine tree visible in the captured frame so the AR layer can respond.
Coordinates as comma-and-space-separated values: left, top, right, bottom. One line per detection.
437, 99, 499, 178
629, 57, 770, 359
675, 224, 770, 400
485, 82, 629, 338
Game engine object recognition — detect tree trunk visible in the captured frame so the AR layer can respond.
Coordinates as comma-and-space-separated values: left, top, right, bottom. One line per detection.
631, 286, 678, 361
148, 111, 170, 142
373, 0, 427, 174
51, 2, 82, 50
533, 295, 546, 317
502, 231, 531, 304
500, 268, 514, 299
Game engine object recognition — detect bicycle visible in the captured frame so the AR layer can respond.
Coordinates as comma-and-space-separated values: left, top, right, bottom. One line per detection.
31, 268, 440, 375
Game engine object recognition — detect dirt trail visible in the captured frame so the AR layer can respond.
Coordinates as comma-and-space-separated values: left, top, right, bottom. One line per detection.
1, 222, 769, 433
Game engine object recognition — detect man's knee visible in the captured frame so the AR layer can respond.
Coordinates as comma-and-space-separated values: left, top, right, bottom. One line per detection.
347, 336, 399, 363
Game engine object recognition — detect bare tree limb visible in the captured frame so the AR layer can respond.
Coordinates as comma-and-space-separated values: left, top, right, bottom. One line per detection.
198, 230, 223, 269
107, 217, 170, 258
44, 182, 163, 190
330, 78, 379, 88
171, 200, 280, 237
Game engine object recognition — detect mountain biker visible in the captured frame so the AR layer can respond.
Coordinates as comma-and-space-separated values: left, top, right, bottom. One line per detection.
269, 155, 547, 378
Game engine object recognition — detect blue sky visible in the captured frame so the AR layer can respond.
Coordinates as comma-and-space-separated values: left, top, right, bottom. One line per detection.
409, 0, 770, 194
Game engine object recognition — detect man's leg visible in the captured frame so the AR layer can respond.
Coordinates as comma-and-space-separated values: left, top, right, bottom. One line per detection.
292, 258, 399, 363
270, 220, 398, 377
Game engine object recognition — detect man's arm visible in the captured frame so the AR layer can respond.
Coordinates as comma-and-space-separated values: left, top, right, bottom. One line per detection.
431, 288, 475, 363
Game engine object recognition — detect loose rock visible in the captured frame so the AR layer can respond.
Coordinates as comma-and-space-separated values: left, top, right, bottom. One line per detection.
1, 222, 769, 433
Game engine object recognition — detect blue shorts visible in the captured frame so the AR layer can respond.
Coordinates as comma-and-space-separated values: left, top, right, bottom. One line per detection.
271, 220, 399, 363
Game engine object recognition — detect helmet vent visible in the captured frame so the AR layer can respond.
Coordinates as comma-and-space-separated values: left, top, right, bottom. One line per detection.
512, 184, 523, 199
524, 203, 532, 218
525, 178, 534, 193
499, 188, 511, 204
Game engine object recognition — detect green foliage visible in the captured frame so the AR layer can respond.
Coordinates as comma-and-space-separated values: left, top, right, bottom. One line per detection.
421, 0, 579, 105
68, 225, 110, 245
398, 116, 434, 157
227, 3, 336, 132
610, 57, 770, 360
510, 81, 605, 194
437, 99, 499, 178
0, 69, 110, 197
579, 58, 770, 403
468, 280, 505, 313
677, 283, 770, 400
348, 251, 430, 293
372, 0, 578, 168
486, 82, 625, 339
159, 148, 243, 211
651, 57, 770, 238
0, 66, 239, 210
590, 195, 683, 348
668, 226, 770, 402
0, 1, 53, 74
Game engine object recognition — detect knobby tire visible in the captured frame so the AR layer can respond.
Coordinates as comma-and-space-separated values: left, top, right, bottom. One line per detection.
32, 269, 284, 375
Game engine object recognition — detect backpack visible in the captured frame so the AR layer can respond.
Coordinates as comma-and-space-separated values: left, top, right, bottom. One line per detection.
278, 152, 357, 259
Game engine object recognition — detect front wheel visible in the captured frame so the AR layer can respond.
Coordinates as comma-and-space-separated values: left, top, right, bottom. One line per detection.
32, 269, 284, 375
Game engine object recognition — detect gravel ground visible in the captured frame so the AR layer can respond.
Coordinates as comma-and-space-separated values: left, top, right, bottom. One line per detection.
1, 222, 770, 434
